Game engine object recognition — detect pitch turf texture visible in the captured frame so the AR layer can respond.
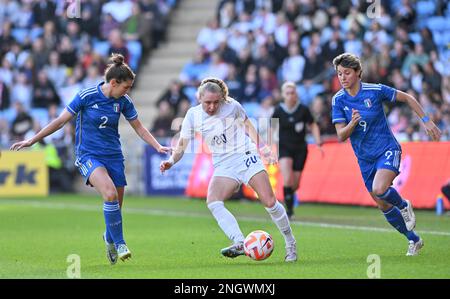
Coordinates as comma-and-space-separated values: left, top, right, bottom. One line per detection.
0, 195, 449, 278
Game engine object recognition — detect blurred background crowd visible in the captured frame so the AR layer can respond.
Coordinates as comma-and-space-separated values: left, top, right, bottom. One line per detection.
152, 0, 450, 145
0, 0, 177, 191
0, 0, 449, 192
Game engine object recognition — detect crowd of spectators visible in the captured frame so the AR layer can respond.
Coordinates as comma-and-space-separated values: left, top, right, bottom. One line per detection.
152, 0, 450, 144
0, 0, 177, 192
1, 0, 449, 193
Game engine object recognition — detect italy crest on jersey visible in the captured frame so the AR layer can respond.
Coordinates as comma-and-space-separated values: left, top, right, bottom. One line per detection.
364, 98, 372, 108
113, 103, 120, 113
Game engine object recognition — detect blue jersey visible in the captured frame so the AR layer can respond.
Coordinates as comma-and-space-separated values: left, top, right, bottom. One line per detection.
331, 82, 401, 161
66, 82, 138, 160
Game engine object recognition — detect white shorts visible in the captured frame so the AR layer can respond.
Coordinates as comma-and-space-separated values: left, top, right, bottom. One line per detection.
213, 151, 266, 186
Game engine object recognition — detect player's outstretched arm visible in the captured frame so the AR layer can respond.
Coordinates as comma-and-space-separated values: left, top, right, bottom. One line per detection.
128, 118, 171, 154
10, 109, 74, 151
160, 137, 189, 173
396, 90, 441, 141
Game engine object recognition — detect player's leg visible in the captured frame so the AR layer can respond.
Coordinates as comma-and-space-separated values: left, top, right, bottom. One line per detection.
370, 192, 423, 255
370, 193, 393, 211
103, 160, 131, 260
100, 186, 126, 263
291, 148, 307, 192
442, 182, 450, 201
248, 170, 297, 262
372, 150, 416, 230
207, 176, 245, 257
104, 158, 127, 209
373, 169, 415, 231
290, 170, 302, 214
104, 187, 125, 243
362, 157, 422, 256
89, 168, 131, 261
279, 157, 295, 218
290, 149, 307, 214
291, 171, 302, 192
117, 187, 125, 208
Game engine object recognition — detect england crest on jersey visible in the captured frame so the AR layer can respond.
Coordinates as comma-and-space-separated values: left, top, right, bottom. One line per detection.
364, 98, 372, 108
113, 103, 120, 113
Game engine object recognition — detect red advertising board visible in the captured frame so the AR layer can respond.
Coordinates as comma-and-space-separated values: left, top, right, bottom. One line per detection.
187, 142, 450, 209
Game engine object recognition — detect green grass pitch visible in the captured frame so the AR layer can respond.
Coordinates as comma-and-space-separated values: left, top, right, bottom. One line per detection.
0, 195, 449, 278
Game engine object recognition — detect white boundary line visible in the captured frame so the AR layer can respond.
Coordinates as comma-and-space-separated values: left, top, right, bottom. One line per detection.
2, 199, 450, 237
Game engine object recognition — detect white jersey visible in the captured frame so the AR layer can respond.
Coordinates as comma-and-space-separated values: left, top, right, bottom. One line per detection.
180, 99, 257, 166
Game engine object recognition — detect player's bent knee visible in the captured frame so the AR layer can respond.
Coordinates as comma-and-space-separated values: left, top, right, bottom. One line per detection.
103, 189, 118, 202
261, 196, 277, 208
373, 186, 389, 197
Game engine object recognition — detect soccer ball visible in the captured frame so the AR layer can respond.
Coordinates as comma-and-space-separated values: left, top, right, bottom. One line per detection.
244, 230, 274, 261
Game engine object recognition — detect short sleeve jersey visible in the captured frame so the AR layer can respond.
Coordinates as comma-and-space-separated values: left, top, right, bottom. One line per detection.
272, 102, 314, 149
66, 82, 138, 160
180, 99, 257, 166
331, 82, 401, 161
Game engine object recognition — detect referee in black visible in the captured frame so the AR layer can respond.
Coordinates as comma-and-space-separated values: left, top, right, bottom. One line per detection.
272, 81, 323, 218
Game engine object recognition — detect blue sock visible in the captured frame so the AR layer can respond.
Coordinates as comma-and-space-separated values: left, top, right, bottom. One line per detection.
377, 187, 407, 209
103, 201, 125, 248
383, 206, 419, 242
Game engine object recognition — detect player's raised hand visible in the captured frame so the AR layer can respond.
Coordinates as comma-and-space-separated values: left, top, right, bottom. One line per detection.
10, 139, 33, 151
424, 121, 441, 141
350, 109, 361, 125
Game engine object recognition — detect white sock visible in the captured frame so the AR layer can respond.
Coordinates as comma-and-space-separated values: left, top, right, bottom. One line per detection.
265, 201, 296, 246
208, 201, 245, 243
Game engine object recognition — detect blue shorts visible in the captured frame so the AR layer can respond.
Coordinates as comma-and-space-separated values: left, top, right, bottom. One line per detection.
75, 156, 127, 187
358, 149, 402, 192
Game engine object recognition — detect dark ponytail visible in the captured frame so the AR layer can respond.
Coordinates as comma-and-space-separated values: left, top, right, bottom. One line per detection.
104, 53, 135, 83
